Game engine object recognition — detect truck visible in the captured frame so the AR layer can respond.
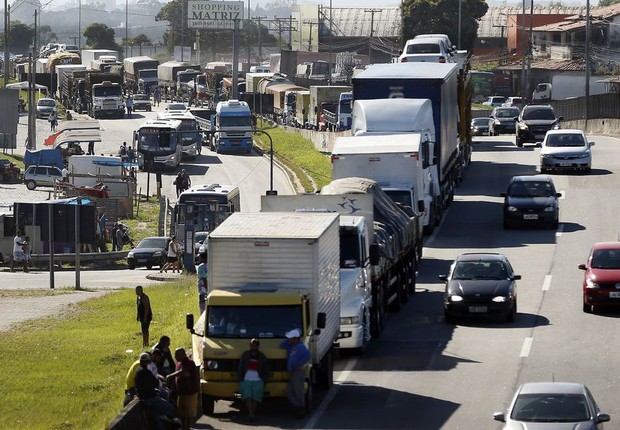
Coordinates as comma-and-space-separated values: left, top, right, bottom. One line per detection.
352, 62, 462, 211
157, 61, 200, 100
261, 195, 373, 352
84, 71, 125, 118
323, 91, 353, 131
319, 177, 421, 337
80, 49, 118, 67
55, 64, 87, 100
294, 90, 310, 128
348, 98, 440, 233
123, 56, 159, 94
46, 52, 81, 75
532, 74, 609, 102
176, 68, 202, 102
185, 211, 340, 415
90, 57, 122, 73
308, 85, 352, 130
211, 100, 253, 154
189, 108, 216, 149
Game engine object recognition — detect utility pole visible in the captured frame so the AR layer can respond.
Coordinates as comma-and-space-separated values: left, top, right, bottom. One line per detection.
527, 0, 533, 102
181, 0, 185, 61
289, 15, 293, 50
3, 3, 9, 88
329, 1, 333, 84
270, 17, 296, 50
521, 0, 526, 99
28, 9, 37, 151
78, 0, 81, 51
125, 0, 128, 57
364, 8, 382, 63
585, 0, 590, 123
302, 20, 319, 51
252, 16, 267, 60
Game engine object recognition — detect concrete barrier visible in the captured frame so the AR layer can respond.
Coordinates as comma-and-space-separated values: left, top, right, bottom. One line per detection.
30, 250, 129, 267
106, 398, 148, 430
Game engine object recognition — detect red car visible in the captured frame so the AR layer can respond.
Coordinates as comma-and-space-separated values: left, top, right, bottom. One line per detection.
578, 242, 620, 313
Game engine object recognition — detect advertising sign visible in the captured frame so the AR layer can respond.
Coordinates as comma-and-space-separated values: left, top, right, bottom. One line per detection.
188, 0, 244, 30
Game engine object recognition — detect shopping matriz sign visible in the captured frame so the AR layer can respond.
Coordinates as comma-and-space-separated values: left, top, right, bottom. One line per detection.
188, 0, 244, 30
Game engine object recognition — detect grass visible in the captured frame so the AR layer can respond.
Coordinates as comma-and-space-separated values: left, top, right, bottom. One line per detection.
0, 153, 25, 170
0, 278, 198, 430
124, 198, 162, 243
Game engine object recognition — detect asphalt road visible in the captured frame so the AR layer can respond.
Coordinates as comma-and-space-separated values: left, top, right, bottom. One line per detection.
192, 133, 620, 430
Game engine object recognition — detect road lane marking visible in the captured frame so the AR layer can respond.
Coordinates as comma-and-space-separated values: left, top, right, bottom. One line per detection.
520, 337, 533, 358
556, 223, 564, 237
305, 356, 358, 429
542, 275, 552, 291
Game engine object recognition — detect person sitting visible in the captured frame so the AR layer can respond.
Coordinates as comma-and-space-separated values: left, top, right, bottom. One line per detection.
134, 352, 177, 430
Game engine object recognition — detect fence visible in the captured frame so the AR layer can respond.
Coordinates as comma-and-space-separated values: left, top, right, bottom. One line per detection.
551, 93, 620, 121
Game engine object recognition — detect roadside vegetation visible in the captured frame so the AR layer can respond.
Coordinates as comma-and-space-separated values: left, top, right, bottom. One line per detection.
0, 280, 197, 429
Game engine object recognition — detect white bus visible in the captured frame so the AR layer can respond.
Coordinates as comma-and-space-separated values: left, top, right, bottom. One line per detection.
133, 119, 184, 170
157, 111, 200, 159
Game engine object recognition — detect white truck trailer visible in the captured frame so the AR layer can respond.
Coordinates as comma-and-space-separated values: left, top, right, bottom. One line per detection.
186, 211, 340, 414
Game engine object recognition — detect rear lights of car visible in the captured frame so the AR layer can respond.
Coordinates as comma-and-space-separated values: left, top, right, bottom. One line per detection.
439, 57, 446, 63
400, 57, 408, 63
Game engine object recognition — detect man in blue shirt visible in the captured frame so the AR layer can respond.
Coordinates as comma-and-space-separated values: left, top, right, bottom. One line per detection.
279, 328, 311, 418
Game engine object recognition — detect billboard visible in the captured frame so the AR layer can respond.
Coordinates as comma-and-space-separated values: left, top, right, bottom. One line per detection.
188, 0, 244, 30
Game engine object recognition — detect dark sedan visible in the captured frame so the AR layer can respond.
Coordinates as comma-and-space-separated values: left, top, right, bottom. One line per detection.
471, 117, 490, 136
579, 242, 620, 313
440, 252, 520, 323
502, 175, 561, 229
126, 236, 169, 270
489, 107, 520, 135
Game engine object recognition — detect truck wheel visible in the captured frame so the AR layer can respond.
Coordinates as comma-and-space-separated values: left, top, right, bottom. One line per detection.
353, 308, 371, 356
389, 276, 402, 312
408, 260, 417, 295
399, 269, 409, 304
304, 375, 314, 413
515, 137, 523, 147
370, 288, 385, 338
202, 395, 215, 416
317, 350, 334, 389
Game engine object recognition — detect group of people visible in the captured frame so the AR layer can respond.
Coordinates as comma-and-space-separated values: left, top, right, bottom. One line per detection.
119, 142, 135, 163
160, 236, 182, 273
112, 222, 133, 251
173, 170, 192, 197
10, 229, 31, 272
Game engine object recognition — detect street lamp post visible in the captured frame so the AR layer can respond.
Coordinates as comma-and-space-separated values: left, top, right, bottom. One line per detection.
585, 0, 590, 123
253, 129, 275, 194
521, 0, 526, 99
458, 0, 461, 50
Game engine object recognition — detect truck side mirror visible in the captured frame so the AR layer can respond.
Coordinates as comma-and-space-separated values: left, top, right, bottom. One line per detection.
369, 243, 380, 265
186, 313, 195, 330
317, 312, 326, 329
418, 200, 425, 213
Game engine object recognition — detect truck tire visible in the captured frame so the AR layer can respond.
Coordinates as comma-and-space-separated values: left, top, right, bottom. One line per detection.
304, 374, 314, 413
317, 350, 334, 389
399, 268, 409, 304
202, 395, 215, 416
353, 308, 371, 356
370, 287, 385, 338
408, 260, 417, 295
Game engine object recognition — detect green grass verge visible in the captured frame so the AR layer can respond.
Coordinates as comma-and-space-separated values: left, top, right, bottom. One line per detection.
124, 199, 161, 243
0, 153, 25, 170
0, 279, 198, 430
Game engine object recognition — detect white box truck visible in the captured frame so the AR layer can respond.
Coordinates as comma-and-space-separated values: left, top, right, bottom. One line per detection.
186, 211, 340, 415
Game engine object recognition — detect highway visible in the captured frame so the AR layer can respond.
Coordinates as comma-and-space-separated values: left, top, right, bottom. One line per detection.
191, 133, 620, 429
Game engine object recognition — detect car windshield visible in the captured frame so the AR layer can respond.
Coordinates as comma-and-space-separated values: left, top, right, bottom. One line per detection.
495, 109, 519, 118
194, 233, 209, 243
523, 108, 556, 120
137, 238, 167, 249
206, 305, 302, 338
509, 181, 555, 198
473, 118, 488, 125
511, 393, 590, 422
407, 43, 441, 54
168, 104, 187, 111
546, 134, 585, 147
38, 99, 55, 107
591, 249, 620, 269
452, 261, 508, 280
133, 95, 148, 101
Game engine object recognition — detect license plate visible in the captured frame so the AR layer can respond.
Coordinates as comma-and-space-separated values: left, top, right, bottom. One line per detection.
535, 134, 545, 139
469, 306, 487, 313
523, 214, 538, 220
559, 162, 572, 167
138, 259, 147, 263
609, 292, 620, 298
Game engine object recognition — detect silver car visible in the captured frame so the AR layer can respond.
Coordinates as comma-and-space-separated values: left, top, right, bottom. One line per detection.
539, 129, 593, 174
493, 382, 610, 429
23, 165, 62, 190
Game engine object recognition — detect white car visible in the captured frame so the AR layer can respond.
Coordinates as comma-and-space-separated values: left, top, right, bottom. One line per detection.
482, 96, 506, 107
398, 37, 455, 63
165, 103, 189, 113
23, 165, 63, 190
539, 129, 593, 174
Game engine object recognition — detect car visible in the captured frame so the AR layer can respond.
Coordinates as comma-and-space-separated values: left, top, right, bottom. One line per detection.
126, 236, 169, 270
502, 175, 561, 229
502, 96, 525, 109
23, 165, 62, 190
482, 96, 506, 107
539, 129, 593, 174
471, 117, 491, 136
413, 33, 456, 52
193, 231, 209, 262
489, 107, 520, 135
165, 103, 189, 113
36, 98, 56, 119
515, 104, 563, 147
493, 382, 610, 429
131, 93, 152, 112
398, 37, 455, 63
578, 242, 620, 313
439, 252, 520, 323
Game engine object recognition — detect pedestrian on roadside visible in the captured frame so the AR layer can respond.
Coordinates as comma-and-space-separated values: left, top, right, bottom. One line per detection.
87, 141, 95, 155
127, 146, 135, 163
181, 169, 191, 192
134, 352, 177, 430
10, 229, 28, 273
238, 338, 269, 422
160, 236, 180, 273
116, 225, 125, 251
126, 95, 134, 118
154, 87, 161, 107
153, 335, 176, 377
136, 285, 153, 348
280, 328, 311, 418
22, 236, 31, 269
165, 348, 199, 430
196, 252, 208, 315
173, 172, 184, 197
61, 164, 69, 182
48, 108, 58, 131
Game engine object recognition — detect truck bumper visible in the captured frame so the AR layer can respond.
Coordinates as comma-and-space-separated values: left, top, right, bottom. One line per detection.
200, 380, 289, 400
217, 138, 253, 153
335, 324, 364, 349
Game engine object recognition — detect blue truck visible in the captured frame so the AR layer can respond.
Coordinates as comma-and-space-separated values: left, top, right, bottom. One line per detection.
351, 62, 465, 210
212, 100, 253, 154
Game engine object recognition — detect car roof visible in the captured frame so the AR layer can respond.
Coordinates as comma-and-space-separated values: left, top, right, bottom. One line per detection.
545, 129, 584, 135
472, 117, 491, 120
510, 174, 554, 183
591, 242, 620, 250
524, 104, 553, 110
517, 382, 586, 395
455, 252, 507, 262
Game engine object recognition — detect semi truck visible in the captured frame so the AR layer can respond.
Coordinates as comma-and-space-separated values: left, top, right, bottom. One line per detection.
157, 61, 200, 100
46, 52, 81, 75
123, 56, 159, 94
261, 194, 373, 353
80, 49, 118, 67
90, 57, 122, 72
211, 100, 253, 154
320, 177, 421, 337
348, 98, 441, 233
322, 91, 353, 131
185, 211, 340, 415
307, 85, 352, 130
352, 62, 462, 211
55, 64, 87, 101
294, 90, 310, 128
83, 72, 124, 118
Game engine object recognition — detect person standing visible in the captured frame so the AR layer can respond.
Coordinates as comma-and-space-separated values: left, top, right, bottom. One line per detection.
174, 172, 184, 197
196, 252, 208, 315
238, 338, 269, 422
166, 348, 199, 430
61, 164, 69, 182
87, 141, 95, 155
10, 229, 28, 273
126, 95, 134, 118
160, 236, 180, 273
136, 286, 153, 348
181, 169, 191, 192
135, 352, 176, 430
154, 87, 161, 107
279, 329, 311, 418
48, 108, 58, 131
116, 225, 125, 251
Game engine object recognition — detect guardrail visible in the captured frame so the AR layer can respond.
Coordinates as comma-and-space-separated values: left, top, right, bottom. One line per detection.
30, 250, 129, 267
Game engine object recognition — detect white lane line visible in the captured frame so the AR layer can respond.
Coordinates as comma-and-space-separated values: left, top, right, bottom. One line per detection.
542, 275, 552, 291
305, 356, 358, 429
520, 337, 533, 358
556, 223, 564, 237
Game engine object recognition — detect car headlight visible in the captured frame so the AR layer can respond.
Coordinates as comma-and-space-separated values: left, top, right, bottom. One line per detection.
127, 251, 134, 258
507, 206, 519, 212
586, 278, 599, 289
206, 360, 219, 370
449, 295, 463, 302
552, 123, 561, 130
492, 296, 507, 303
519, 123, 529, 130
153, 251, 162, 257
577, 153, 590, 159
340, 316, 360, 325
544, 205, 556, 212
541, 153, 552, 159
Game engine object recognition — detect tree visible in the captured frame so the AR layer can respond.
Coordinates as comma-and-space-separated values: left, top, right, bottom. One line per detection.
132, 34, 152, 46
9, 21, 34, 54
401, 0, 488, 51
83, 23, 121, 51
38, 25, 57, 46
598, 0, 618, 6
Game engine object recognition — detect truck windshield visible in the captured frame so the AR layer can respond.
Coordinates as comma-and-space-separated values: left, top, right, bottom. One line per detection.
93, 87, 121, 97
140, 70, 157, 79
219, 116, 251, 127
384, 190, 413, 209
206, 305, 302, 338
339, 102, 352, 114
340, 230, 362, 268
179, 74, 199, 84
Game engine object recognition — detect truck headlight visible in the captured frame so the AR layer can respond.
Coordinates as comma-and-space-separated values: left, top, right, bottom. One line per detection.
518, 123, 528, 130
449, 295, 463, 302
206, 360, 219, 370
340, 316, 360, 325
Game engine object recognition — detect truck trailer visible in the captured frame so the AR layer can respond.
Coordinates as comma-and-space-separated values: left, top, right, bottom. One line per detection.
307, 85, 352, 130
124, 56, 159, 94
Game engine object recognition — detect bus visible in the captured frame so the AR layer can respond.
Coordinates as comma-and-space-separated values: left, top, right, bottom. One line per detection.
133, 119, 184, 170
157, 111, 200, 158
173, 183, 241, 267
470, 71, 495, 103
